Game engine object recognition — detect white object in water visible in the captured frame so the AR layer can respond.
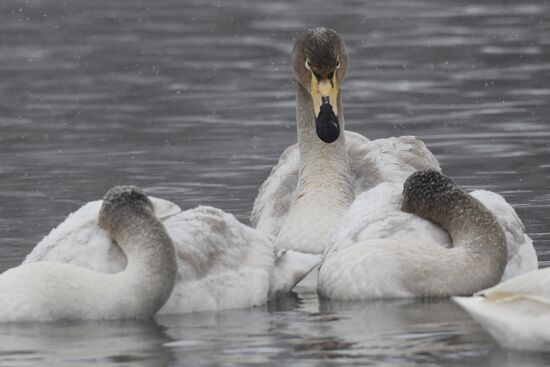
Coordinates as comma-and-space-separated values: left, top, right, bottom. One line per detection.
454, 267, 550, 351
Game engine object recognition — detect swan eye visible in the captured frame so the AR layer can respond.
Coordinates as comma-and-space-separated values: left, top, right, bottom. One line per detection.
305, 59, 311, 71
336, 60, 341, 69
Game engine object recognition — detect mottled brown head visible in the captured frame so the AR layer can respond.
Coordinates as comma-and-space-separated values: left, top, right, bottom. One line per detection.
401, 169, 465, 225
99, 185, 155, 236
293, 28, 347, 81
292, 28, 348, 143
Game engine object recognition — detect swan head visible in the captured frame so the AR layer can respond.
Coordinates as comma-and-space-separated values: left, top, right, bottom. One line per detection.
401, 169, 463, 220
292, 27, 348, 143
99, 185, 155, 238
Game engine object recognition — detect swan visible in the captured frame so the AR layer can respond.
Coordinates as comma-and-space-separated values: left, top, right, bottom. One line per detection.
0, 186, 177, 322
252, 27, 441, 254
454, 267, 550, 351
251, 27, 536, 278
23, 193, 321, 314
318, 169, 510, 299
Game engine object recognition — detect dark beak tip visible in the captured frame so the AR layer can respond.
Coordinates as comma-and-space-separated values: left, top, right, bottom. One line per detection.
315, 103, 340, 144
318, 129, 340, 144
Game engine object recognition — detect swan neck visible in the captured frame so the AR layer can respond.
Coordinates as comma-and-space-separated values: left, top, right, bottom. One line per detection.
113, 215, 177, 313
274, 84, 354, 253
425, 195, 506, 255
295, 84, 351, 182
407, 193, 508, 294
296, 83, 346, 162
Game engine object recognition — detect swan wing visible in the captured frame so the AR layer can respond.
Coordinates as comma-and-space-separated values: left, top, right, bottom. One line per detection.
471, 190, 538, 280
158, 206, 277, 313
354, 135, 441, 193
163, 206, 275, 278
269, 249, 322, 296
24, 197, 181, 273
251, 144, 299, 236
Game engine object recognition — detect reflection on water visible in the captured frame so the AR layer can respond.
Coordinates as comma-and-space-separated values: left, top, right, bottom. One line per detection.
0, 0, 549, 365
0, 320, 174, 367
3, 297, 549, 367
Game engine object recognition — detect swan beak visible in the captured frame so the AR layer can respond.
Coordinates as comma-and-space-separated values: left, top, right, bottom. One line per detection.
311, 76, 339, 118
311, 74, 340, 143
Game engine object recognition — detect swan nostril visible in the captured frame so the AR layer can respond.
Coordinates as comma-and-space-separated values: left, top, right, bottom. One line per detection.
312, 70, 322, 81
321, 96, 330, 105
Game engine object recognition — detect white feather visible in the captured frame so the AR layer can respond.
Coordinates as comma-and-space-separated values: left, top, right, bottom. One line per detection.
454, 267, 550, 351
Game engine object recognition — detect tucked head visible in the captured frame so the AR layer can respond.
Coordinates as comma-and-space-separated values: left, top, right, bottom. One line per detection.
401, 169, 464, 217
292, 28, 348, 143
99, 185, 154, 234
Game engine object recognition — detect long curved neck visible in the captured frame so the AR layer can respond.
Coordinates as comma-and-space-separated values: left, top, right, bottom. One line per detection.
407, 195, 508, 296
111, 215, 177, 317
274, 84, 353, 253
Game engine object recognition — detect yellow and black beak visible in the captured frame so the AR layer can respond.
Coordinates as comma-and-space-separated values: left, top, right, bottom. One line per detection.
311, 74, 339, 118
310, 73, 340, 143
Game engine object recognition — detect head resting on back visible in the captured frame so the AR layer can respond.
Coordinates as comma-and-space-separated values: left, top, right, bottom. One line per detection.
401, 169, 464, 219
99, 185, 154, 235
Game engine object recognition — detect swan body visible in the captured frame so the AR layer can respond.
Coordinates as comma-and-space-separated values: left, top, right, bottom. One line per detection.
454, 267, 550, 351
24, 197, 181, 274
0, 186, 177, 322
24, 198, 321, 314
318, 170, 533, 299
325, 183, 537, 284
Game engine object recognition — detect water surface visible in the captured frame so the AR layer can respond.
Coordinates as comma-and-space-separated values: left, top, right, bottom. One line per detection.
1, 0, 549, 365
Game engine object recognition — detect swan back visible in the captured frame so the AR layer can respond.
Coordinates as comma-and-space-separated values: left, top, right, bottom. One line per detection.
326, 182, 450, 256
23, 196, 180, 273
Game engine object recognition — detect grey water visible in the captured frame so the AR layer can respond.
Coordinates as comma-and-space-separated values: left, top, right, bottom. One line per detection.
0, 0, 549, 365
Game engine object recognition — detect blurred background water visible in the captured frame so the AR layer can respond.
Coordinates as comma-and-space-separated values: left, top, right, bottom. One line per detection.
0, 0, 549, 365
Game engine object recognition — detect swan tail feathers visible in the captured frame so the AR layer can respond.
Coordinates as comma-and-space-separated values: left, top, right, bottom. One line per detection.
149, 197, 182, 219
393, 136, 441, 171
269, 249, 322, 296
